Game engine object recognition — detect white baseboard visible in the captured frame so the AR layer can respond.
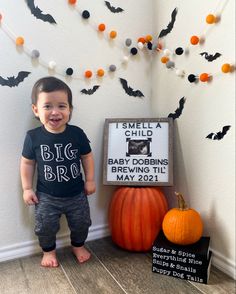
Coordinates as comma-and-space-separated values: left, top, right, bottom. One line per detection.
211, 249, 236, 280
0, 224, 110, 263
1, 227, 235, 281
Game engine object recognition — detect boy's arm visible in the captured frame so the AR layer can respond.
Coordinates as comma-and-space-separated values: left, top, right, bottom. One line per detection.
81, 152, 96, 196
20, 156, 38, 205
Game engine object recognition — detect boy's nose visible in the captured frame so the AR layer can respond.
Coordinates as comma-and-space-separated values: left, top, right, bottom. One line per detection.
51, 108, 59, 114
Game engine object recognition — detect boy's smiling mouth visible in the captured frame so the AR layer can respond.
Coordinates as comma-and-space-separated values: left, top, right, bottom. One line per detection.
50, 118, 61, 121
49, 118, 62, 126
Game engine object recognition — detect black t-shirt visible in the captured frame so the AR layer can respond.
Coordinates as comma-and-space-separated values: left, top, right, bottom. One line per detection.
22, 124, 91, 197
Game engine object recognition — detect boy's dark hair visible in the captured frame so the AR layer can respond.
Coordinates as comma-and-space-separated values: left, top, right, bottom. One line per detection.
31, 76, 73, 110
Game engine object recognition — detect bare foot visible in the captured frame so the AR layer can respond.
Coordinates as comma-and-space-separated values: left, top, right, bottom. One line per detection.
41, 250, 59, 268
72, 246, 91, 263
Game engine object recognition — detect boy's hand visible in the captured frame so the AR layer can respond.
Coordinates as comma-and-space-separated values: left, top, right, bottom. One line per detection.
84, 181, 96, 196
23, 189, 39, 205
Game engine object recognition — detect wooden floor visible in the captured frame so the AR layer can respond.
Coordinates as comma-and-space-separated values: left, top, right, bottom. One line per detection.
0, 237, 235, 294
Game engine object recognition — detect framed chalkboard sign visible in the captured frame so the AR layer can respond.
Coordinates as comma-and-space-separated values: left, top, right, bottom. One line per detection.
103, 118, 173, 186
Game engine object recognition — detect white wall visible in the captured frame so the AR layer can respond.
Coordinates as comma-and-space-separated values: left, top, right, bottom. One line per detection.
0, 0, 235, 280
0, 0, 153, 258
152, 0, 235, 278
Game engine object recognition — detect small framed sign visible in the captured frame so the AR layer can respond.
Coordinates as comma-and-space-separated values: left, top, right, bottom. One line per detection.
103, 118, 173, 186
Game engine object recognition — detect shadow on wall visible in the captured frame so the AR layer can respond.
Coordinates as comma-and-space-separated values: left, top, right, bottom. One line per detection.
204, 201, 229, 257
96, 118, 116, 214
163, 122, 190, 209
18, 116, 41, 237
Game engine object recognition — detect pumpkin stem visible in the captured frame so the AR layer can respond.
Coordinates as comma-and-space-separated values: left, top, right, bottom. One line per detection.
175, 192, 188, 210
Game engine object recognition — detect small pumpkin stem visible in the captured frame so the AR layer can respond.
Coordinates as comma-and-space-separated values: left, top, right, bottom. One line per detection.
175, 192, 188, 210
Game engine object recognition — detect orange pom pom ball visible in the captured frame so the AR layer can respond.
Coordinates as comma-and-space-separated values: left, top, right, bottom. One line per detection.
97, 69, 105, 77
84, 70, 92, 78
221, 63, 231, 73
68, 0, 77, 4
161, 56, 169, 64
109, 31, 117, 39
199, 73, 209, 82
145, 35, 153, 42
138, 37, 146, 44
16, 37, 24, 46
206, 14, 216, 24
98, 23, 106, 32
190, 35, 200, 45
0, 14, 3, 22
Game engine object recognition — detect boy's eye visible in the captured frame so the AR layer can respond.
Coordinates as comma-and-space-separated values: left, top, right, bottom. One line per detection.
59, 104, 67, 109
43, 105, 51, 109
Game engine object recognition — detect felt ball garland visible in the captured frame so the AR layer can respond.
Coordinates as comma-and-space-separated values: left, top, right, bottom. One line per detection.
109, 30, 117, 39
176, 69, 185, 77
122, 56, 129, 63
190, 35, 200, 45
0, 9, 154, 81
137, 42, 144, 50
85, 70, 93, 78
125, 38, 132, 47
48, 61, 57, 70
138, 37, 146, 44
109, 64, 116, 72
98, 23, 106, 32
16, 36, 24, 46
206, 14, 216, 24
188, 74, 197, 83
161, 56, 169, 64
221, 63, 231, 73
68, 0, 77, 4
66, 67, 74, 76
199, 73, 209, 82
163, 49, 171, 56
97, 68, 105, 77
31, 49, 40, 59
156, 0, 234, 84
166, 61, 175, 69
175, 47, 184, 55
147, 42, 153, 50
65, 0, 153, 62
82, 10, 90, 19
145, 35, 153, 42
0, 0, 234, 84
130, 47, 138, 55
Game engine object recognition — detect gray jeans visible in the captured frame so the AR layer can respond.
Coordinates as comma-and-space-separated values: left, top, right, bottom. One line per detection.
35, 191, 91, 252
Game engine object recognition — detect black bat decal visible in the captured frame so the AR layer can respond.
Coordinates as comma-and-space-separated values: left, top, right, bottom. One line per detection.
206, 125, 231, 140
200, 52, 221, 62
0, 71, 31, 87
80, 85, 100, 95
158, 8, 178, 38
26, 0, 56, 24
168, 97, 186, 120
119, 78, 144, 97
105, 1, 124, 13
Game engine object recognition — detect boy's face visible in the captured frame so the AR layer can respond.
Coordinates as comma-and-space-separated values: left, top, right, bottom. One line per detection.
32, 90, 71, 133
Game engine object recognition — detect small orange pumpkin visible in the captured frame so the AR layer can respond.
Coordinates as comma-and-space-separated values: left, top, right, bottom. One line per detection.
162, 192, 203, 245
109, 186, 168, 251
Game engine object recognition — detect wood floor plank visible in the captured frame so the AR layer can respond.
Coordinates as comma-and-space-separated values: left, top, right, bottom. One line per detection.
0, 259, 31, 294
87, 237, 203, 294
57, 246, 125, 294
189, 266, 236, 294
0, 254, 74, 294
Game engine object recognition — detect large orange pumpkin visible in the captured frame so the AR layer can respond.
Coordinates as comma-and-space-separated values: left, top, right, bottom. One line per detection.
109, 186, 168, 251
162, 192, 203, 245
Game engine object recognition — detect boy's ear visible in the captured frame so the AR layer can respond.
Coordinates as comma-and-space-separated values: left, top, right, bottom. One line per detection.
32, 104, 39, 117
